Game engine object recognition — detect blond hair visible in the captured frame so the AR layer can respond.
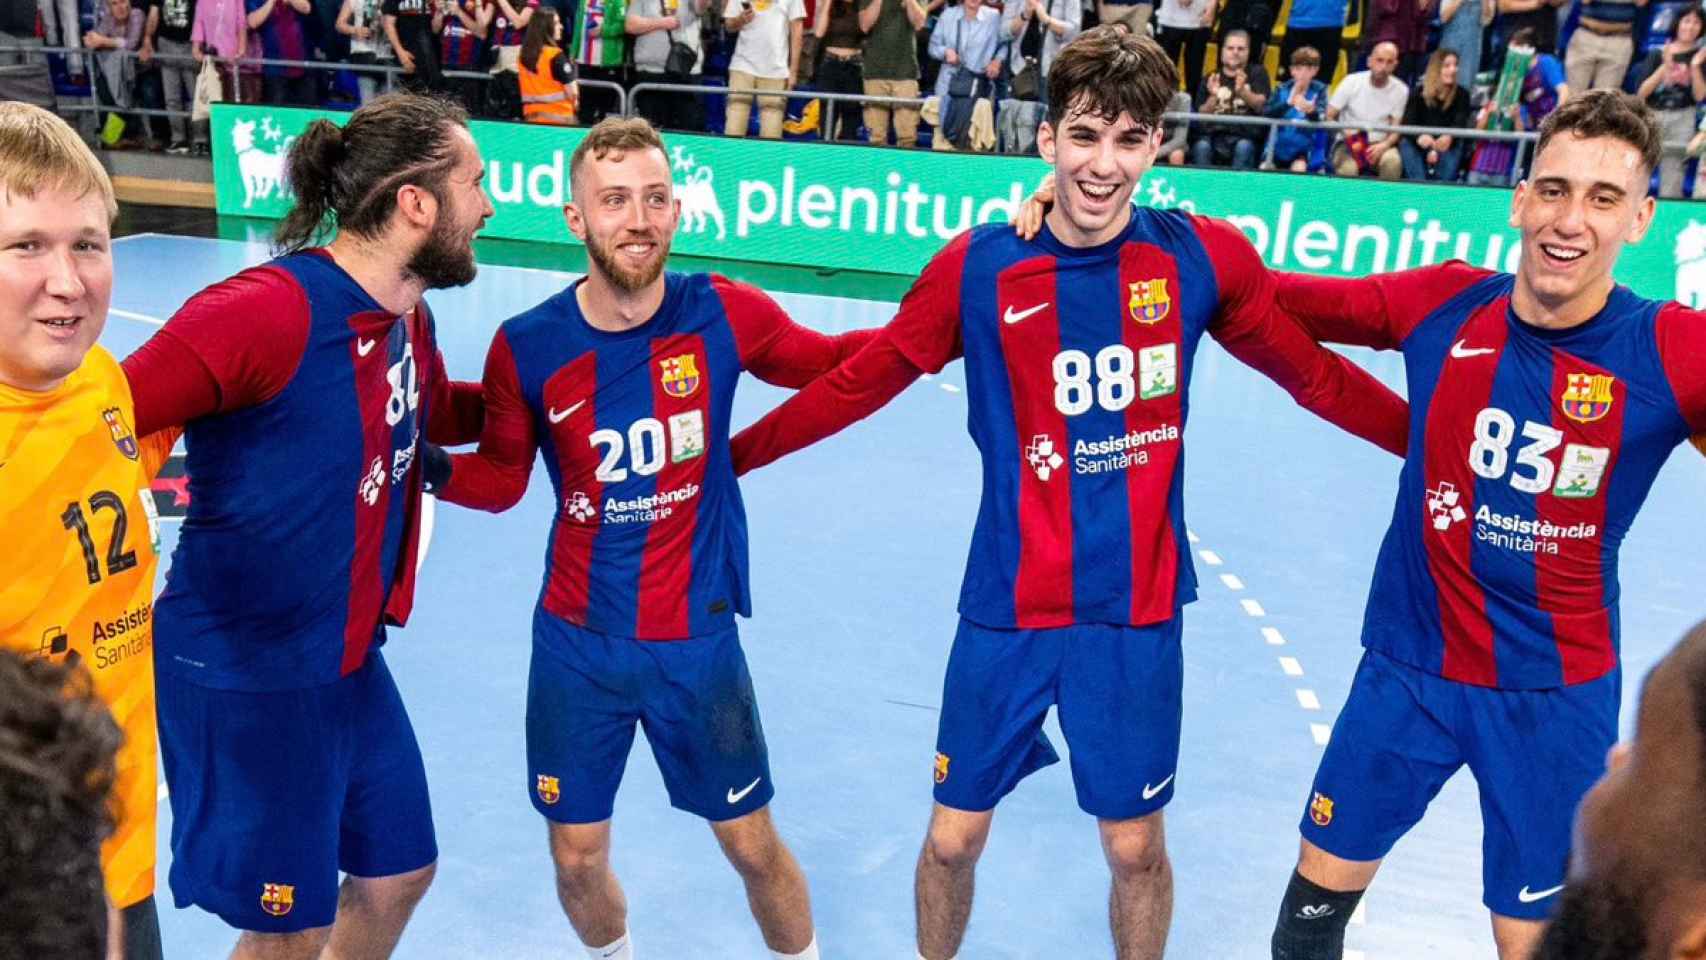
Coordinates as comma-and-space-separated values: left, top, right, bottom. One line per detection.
0, 102, 117, 222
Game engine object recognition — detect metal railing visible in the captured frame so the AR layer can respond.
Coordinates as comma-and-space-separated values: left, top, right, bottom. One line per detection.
628, 79, 925, 143
0, 43, 627, 120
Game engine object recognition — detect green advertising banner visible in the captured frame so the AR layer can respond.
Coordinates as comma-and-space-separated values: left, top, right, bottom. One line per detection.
212, 103, 1706, 304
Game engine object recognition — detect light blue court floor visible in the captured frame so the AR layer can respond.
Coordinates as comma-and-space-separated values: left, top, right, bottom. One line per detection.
107, 232, 1706, 959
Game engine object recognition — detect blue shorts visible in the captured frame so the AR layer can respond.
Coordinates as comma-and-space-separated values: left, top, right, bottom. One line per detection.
157, 652, 437, 933
933, 616, 1184, 820
1301, 649, 1619, 920
527, 609, 773, 824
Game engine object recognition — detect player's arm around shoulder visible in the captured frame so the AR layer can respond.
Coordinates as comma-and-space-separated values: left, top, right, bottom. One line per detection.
1653, 300, 1706, 450
430, 324, 535, 513
711, 274, 880, 388
416, 300, 485, 446
1266, 251, 1490, 351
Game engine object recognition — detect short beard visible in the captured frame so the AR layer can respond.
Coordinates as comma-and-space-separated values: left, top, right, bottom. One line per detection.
1531, 877, 1652, 960
585, 228, 669, 293
406, 208, 478, 290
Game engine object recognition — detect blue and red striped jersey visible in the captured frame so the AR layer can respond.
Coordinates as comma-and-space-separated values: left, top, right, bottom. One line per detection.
731, 209, 1410, 630
129, 251, 482, 692
439, 272, 874, 640
1279, 263, 1706, 689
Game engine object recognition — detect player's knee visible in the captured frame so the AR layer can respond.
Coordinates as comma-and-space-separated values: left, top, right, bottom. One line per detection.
235, 927, 333, 960
388, 861, 436, 906
1099, 816, 1167, 882
718, 822, 787, 879
347, 862, 436, 915
923, 821, 989, 871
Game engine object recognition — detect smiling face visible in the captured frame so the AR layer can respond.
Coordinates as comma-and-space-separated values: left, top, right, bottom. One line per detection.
0, 184, 111, 393
1440, 52, 1459, 88
565, 143, 677, 294
1508, 131, 1654, 325
1036, 95, 1160, 248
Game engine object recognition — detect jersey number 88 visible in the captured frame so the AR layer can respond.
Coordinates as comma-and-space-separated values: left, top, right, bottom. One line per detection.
1053, 346, 1136, 416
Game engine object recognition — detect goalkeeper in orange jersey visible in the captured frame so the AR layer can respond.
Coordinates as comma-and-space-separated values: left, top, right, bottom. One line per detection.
0, 102, 175, 960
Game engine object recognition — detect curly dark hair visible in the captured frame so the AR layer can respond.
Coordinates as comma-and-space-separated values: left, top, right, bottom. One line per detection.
0, 650, 123, 960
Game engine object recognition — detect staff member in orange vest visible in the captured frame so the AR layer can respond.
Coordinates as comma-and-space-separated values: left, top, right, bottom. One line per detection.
519, 8, 580, 124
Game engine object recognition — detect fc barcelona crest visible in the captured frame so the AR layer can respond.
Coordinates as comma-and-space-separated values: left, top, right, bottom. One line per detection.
1128, 279, 1171, 326
659, 354, 702, 399
101, 406, 138, 461
536, 773, 562, 805
1309, 791, 1335, 827
1561, 373, 1616, 423
933, 752, 950, 784
259, 883, 295, 917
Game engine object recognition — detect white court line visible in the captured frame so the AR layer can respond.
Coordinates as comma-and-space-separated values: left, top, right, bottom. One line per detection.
1278, 656, 1304, 677
920, 372, 934, 380
1218, 573, 1244, 591
157, 782, 168, 802
1295, 689, 1322, 711
939, 383, 961, 394
1240, 598, 1266, 617
1310, 723, 1331, 745
1186, 530, 1199, 543
110, 307, 164, 326
1262, 626, 1286, 645
1198, 549, 1222, 566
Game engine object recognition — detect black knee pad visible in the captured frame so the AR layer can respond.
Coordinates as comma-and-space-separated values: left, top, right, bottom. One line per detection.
1271, 870, 1364, 960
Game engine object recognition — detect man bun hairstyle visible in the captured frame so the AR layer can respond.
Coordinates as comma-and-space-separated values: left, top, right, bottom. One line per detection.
276, 93, 470, 253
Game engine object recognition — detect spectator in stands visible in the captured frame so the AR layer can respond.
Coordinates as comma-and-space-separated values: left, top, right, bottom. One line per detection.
192, 0, 246, 103
86, 0, 147, 147
1189, 28, 1269, 168
383, 0, 442, 92
1265, 44, 1326, 171
724, 0, 806, 138
0, 650, 124, 960
1326, 39, 1407, 178
490, 0, 534, 69
1530, 622, 1706, 960
519, 7, 578, 121
144, 0, 202, 153
1434, 0, 1489, 98
858, 0, 923, 147
1278, 0, 1345, 82
1398, 46, 1470, 180
1218, 0, 1274, 69
1564, 0, 1646, 93
1158, 87, 1190, 163
1097, 0, 1149, 37
571, 0, 628, 123
249, 0, 315, 103
437, 0, 492, 111
1465, 27, 1566, 184
812, 0, 864, 140
41, 0, 87, 78
1003, 0, 1078, 102
1361, 0, 1435, 84
1156, 0, 1214, 102
629, 0, 707, 132
1493, 0, 1565, 54
337, 0, 393, 102
1634, 3, 1706, 197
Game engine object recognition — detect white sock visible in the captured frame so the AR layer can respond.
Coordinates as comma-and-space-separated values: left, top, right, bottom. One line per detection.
771, 935, 819, 960
585, 932, 632, 960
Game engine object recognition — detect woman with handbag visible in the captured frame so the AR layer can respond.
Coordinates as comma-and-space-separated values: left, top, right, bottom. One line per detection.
519, 7, 580, 124
1002, 0, 1077, 102
925, 0, 1000, 149
336, 0, 394, 102
811, 0, 864, 140
627, 0, 709, 131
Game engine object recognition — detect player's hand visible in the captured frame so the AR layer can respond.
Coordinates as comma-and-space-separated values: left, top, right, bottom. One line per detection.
1693, 433, 1706, 458
1013, 173, 1054, 241
420, 443, 452, 493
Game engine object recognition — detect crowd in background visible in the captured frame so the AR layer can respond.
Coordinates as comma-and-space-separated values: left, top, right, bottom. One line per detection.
5, 0, 1706, 193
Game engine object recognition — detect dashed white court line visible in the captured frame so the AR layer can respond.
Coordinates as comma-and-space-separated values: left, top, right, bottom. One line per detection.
1186, 530, 1200, 544
1262, 626, 1286, 646
939, 383, 961, 394
1218, 573, 1244, 591
158, 782, 168, 802
1278, 656, 1304, 677
1295, 689, 1322, 711
1240, 599, 1266, 617
1310, 723, 1332, 746
110, 307, 165, 326
1198, 549, 1222, 566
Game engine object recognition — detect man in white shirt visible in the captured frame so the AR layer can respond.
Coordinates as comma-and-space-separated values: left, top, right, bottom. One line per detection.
723, 0, 806, 138
1325, 40, 1408, 179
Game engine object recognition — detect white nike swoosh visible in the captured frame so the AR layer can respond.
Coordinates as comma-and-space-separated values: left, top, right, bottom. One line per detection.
1141, 773, 1175, 800
1451, 339, 1496, 359
548, 400, 586, 424
727, 776, 762, 804
1517, 884, 1565, 903
1003, 302, 1049, 325
357, 338, 378, 357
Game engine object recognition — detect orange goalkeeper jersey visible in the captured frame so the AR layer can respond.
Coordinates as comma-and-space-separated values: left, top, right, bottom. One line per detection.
0, 344, 174, 909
